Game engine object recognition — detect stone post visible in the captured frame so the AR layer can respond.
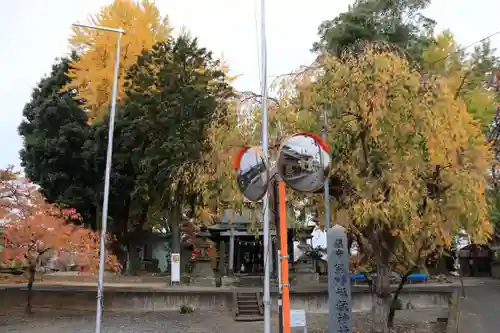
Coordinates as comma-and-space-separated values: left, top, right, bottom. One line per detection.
228, 227, 235, 275
327, 225, 352, 333
218, 240, 226, 276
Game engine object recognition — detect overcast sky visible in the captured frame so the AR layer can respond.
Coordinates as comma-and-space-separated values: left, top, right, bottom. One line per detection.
1, 0, 499, 171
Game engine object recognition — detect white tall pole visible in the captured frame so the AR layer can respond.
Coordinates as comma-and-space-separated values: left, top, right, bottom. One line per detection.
72, 23, 124, 333
259, 1, 271, 332
321, 108, 331, 229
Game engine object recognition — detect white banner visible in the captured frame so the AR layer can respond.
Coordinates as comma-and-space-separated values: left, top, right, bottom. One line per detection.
171, 253, 180, 283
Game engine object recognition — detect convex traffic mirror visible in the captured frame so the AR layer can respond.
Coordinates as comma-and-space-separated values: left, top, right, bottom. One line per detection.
277, 133, 330, 193
234, 146, 269, 202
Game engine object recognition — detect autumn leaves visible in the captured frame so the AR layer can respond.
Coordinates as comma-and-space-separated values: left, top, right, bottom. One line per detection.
67, 0, 171, 124
0, 168, 121, 310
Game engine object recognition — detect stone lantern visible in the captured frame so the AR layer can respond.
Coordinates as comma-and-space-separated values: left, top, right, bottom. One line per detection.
190, 230, 216, 286
292, 225, 319, 285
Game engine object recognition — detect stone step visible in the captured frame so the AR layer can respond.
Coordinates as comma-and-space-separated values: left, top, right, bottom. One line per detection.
238, 304, 260, 310
234, 314, 264, 322
233, 292, 262, 322
238, 292, 258, 296
239, 307, 260, 313
238, 299, 257, 304
238, 309, 260, 315
237, 295, 258, 300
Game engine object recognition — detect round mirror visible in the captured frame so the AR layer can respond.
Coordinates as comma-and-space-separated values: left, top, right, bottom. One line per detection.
277, 133, 331, 193
235, 147, 269, 202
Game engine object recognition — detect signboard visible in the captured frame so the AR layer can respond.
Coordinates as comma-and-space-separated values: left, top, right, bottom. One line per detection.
290, 309, 307, 333
171, 253, 180, 283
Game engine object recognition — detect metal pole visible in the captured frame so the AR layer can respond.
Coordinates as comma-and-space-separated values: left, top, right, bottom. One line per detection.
321, 108, 331, 229
85, 26, 123, 333
277, 249, 283, 333
73, 23, 124, 33
278, 180, 291, 333
274, 179, 283, 333
259, 0, 271, 332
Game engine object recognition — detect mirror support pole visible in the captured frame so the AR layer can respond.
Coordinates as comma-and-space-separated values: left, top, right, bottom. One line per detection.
278, 179, 291, 333
259, 1, 271, 331
274, 181, 283, 333
321, 108, 331, 229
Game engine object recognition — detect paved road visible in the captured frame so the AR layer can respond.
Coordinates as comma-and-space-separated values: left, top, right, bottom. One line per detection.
458, 278, 500, 333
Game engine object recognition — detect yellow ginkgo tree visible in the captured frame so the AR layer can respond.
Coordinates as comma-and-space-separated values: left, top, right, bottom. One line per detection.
66, 0, 171, 123
423, 31, 498, 130
273, 44, 492, 332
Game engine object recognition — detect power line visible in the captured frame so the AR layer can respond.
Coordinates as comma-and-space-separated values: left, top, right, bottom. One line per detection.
429, 29, 500, 66
266, 29, 500, 80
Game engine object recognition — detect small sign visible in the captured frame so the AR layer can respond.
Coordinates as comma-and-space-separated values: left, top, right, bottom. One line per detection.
290, 309, 307, 333
171, 253, 180, 284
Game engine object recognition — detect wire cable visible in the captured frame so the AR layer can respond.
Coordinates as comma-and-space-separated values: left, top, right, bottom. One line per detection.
428, 29, 500, 66
265, 29, 500, 80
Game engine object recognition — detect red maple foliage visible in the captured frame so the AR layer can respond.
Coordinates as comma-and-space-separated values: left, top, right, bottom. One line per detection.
0, 167, 121, 312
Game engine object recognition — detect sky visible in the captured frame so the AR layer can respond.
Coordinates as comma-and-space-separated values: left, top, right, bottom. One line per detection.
1, 0, 500, 171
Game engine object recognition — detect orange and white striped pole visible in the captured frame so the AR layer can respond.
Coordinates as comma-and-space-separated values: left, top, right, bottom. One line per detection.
278, 180, 291, 333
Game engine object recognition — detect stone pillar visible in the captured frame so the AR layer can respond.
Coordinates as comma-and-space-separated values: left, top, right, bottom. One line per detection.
327, 225, 352, 333
228, 228, 235, 275
218, 240, 226, 276
190, 232, 215, 286
221, 237, 239, 287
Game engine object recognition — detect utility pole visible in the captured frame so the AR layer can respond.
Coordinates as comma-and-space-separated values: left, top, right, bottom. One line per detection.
72, 23, 124, 333
259, 0, 271, 332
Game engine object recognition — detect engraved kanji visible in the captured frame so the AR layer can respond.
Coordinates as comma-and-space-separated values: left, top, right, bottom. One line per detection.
334, 274, 347, 286
336, 325, 350, 333
337, 312, 350, 323
334, 238, 344, 248
336, 299, 349, 312
334, 263, 345, 274
335, 286, 348, 297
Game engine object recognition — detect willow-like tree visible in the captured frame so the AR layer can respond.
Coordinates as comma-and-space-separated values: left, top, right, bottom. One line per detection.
424, 32, 500, 240
66, 0, 171, 123
193, 91, 307, 228
423, 32, 498, 129
276, 45, 492, 332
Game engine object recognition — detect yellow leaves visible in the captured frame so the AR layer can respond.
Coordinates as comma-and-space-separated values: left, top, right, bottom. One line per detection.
66, 0, 171, 124
273, 44, 493, 267
219, 58, 241, 83
423, 31, 461, 75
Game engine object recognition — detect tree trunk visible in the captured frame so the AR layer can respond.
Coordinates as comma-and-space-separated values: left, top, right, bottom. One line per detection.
169, 207, 184, 273
25, 264, 36, 314
170, 207, 181, 254
171, 221, 181, 254
387, 271, 411, 327
372, 260, 391, 332
364, 271, 374, 294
